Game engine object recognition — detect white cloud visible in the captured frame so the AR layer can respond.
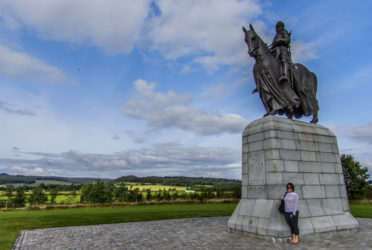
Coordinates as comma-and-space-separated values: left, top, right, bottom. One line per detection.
0, 44, 68, 83
1, 143, 241, 179
123, 79, 247, 135
334, 122, 372, 144
0, 0, 151, 54
148, 0, 261, 70
10, 165, 48, 176
291, 41, 318, 63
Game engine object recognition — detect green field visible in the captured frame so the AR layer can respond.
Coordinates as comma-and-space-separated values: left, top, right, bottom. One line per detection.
0, 203, 237, 250
350, 203, 372, 218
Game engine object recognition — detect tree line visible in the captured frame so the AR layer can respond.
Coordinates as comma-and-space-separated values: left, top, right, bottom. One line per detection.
0, 181, 241, 208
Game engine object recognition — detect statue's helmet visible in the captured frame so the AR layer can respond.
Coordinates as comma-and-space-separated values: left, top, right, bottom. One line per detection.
276, 21, 285, 31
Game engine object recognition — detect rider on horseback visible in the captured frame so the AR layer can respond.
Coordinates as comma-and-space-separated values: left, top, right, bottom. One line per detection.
270, 21, 292, 84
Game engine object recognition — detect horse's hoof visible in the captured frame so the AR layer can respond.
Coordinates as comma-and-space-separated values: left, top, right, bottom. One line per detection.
310, 116, 318, 124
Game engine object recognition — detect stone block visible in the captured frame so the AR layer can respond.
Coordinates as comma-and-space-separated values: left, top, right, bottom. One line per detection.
266, 209, 291, 237
306, 199, 326, 216
265, 160, 284, 172
338, 174, 345, 184
332, 144, 340, 154
235, 215, 245, 231
280, 149, 301, 161
265, 149, 280, 160
298, 218, 315, 235
302, 186, 326, 199
321, 162, 336, 173
266, 172, 282, 184
304, 173, 320, 185
298, 200, 311, 218
284, 160, 298, 172
314, 127, 330, 136
325, 185, 340, 198
264, 130, 277, 139
331, 213, 359, 230
264, 138, 281, 149
242, 216, 258, 233
314, 135, 333, 144
252, 199, 274, 218
301, 151, 317, 161
297, 141, 318, 151
319, 174, 340, 185
256, 217, 270, 235
247, 133, 264, 143
243, 136, 248, 144
281, 139, 296, 150
339, 185, 347, 198
242, 174, 248, 186
277, 130, 297, 140
238, 199, 256, 216
318, 143, 333, 153
319, 152, 337, 163
267, 185, 286, 199
282, 172, 304, 185
311, 216, 336, 233
242, 163, 248, 174
322, 198, 343, 215
228, 203, 240, 227
298, 133, 314, 142
242, 153, 248, 164
299, 161, 321, 173
298, 126, 315, 134
341, 198, 350, 211
335, 163, 343, 173
248, 141, 264, 152
243, 144, 248, 153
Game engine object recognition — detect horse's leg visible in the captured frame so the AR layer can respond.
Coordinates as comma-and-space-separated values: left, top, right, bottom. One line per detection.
310, 112, 318, 124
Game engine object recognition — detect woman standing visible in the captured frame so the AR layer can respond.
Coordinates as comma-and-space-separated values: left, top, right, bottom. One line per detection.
282, 182, 300, 244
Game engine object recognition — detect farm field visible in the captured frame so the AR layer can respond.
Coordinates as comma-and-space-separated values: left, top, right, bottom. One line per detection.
120, 184, 187, 191
0, 203, 237, 250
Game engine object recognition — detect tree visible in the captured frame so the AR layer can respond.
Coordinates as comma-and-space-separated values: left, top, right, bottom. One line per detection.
114, 183, 129, 202
146, 189, 152, 201
341, 154, 371, 200
29, 185, 48, 205
12, 187, 26, 207
5, 185, 15, 198
50, 189, 58, 203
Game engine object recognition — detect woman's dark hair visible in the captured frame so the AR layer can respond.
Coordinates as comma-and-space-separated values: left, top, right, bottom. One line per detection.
286, 183, 295, 191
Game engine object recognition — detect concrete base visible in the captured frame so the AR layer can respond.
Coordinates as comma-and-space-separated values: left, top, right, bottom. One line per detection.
228, 116, 359, 239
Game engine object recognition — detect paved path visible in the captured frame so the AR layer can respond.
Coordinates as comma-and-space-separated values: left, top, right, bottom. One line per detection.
13, 217, 372, 250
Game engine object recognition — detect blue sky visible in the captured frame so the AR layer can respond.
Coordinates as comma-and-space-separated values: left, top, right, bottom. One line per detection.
0, 0, 371, 179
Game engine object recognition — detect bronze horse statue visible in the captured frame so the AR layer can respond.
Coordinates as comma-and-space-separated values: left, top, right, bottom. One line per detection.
243, 24, 319, 123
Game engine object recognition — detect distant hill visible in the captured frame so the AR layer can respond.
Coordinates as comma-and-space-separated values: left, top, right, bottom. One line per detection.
114, 175, 241, 187
0, 173, 111, 185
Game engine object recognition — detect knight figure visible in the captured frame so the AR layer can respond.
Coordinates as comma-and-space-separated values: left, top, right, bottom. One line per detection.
271, 21, 292, 84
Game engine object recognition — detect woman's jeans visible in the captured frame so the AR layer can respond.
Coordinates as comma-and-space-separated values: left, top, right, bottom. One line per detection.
284, 211, 299, 235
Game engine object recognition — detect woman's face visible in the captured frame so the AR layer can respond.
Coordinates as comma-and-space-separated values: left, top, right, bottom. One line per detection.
286, 185, 293, 192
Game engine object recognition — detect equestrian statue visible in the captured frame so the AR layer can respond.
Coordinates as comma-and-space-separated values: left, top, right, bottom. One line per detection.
243, 22, 319, 123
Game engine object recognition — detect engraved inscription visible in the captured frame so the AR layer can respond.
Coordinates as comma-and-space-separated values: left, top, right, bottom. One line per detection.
248, 151, 265, 185
247, 185, 266, 198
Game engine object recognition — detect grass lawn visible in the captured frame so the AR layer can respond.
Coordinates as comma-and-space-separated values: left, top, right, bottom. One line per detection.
0, 203, 237, 250
349, 203, 372, 218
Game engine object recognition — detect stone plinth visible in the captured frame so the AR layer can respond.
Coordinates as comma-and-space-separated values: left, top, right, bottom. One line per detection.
228, 116, 359, 239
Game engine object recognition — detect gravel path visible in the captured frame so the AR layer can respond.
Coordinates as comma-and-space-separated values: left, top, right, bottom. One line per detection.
13, 217, 372, 250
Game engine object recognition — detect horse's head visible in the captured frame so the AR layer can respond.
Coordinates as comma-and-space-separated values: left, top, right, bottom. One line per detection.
242, 24, 260, 57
